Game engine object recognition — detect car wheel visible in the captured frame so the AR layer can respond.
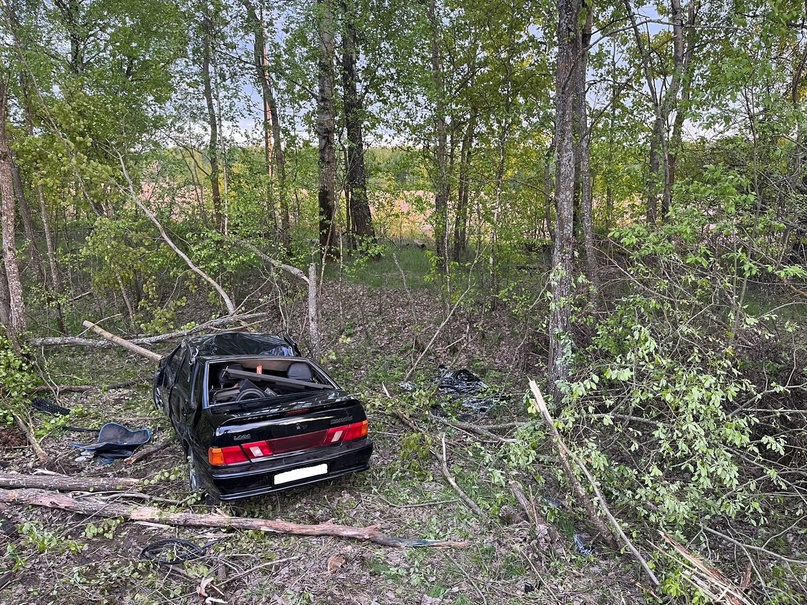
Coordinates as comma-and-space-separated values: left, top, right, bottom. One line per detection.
186, 445, 219, 505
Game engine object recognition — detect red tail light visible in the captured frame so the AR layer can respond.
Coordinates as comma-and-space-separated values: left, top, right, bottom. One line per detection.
209, 420, 368, 467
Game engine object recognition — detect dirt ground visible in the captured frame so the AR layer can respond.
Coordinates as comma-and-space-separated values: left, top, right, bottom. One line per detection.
0, 281, 653, 605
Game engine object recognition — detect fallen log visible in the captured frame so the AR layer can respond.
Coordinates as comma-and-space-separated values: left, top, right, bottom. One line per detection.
82, 320, 162, 362
0, 471, 140, 492
0, 488, 470, 549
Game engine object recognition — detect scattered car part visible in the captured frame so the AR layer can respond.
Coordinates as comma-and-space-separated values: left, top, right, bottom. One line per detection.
70, 422, 151, 462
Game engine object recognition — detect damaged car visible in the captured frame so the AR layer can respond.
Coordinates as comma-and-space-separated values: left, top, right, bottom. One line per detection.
153, 331, 373, 502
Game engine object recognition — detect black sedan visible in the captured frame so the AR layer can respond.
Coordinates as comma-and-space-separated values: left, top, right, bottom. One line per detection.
153, 332, 373, 502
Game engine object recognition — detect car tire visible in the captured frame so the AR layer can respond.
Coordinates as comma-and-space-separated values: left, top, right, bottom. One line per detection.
186, 446, 219, 505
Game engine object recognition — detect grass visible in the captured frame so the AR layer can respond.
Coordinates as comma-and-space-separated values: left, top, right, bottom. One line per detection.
334, 242, 436, 290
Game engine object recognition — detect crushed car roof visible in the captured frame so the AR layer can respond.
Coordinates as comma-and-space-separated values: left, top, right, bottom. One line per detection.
187, 332, 297, 359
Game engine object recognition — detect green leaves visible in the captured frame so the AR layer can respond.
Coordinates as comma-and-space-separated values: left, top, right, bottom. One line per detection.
0, 336, 36, 425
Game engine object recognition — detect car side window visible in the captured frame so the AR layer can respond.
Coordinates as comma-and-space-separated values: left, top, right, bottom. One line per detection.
167, 346, 183, 379
175, 345, 191, 386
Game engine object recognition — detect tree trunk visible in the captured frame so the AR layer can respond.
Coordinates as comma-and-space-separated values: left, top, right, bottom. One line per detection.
489, 107, 509, 277
317, 0, 338, 258
0, 80, 27, 339
577, 3, 597, 286
454, 115, 476, 262
54, 0, 86, 74
3, 3, 65, 333
647, 130, 660, 225
11, 161, 44, 282
544, 143, 555, 240
549, 0, 582, 405
201, 11, 224, 233
341, 0, 375, 250
0, 261, 10, 328
241, 0, 290, 248
667, 0, 697, 213
428, 0, 450, 266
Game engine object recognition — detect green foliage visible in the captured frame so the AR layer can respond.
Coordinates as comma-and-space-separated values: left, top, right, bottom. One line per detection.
20, 521, 82, 555
399, 431, 433, 478
536, 167, 804, 597
84, 518, 122, 540
0, 336, 36, 425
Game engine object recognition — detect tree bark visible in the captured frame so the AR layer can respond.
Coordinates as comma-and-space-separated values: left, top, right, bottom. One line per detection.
549, 0, 582, 405
0, 472, 141, 492
577, 4, 598, 287
11, 161, 44, 282
454, 114, 476, 262
0, 79, 27, 339
0, 488, 470, 548
0, 261, 10, 327
317, 0, 338, 257
667, 0, 697, 211
341, 0, 375, 250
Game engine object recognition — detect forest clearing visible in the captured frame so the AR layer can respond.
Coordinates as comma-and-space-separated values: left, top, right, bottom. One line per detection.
2, 0, 807, 603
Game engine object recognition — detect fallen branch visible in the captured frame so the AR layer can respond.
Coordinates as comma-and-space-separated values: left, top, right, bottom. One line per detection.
430, 413, 517, 444
659, 531, 752, 605
0, 488, 470, 549
440, 434, 484, 517
82, 320, 162, 362
124, 440, 173, 466
30, 313, 271, 349
12, 413, 47, 462
403, 283, 472, 382
529, 380, 660, 587
394, 410, 483, 517
119, 155, 236, 316
32, 380, 141, 394
230, 238, 320, 362
0, 471, 140, 492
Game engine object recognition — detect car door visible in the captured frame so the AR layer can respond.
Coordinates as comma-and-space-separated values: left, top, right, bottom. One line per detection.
167, 344, 193, 439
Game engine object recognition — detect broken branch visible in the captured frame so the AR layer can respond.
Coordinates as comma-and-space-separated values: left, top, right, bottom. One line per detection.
124, 440, 173, 466
31, 313, 271, 349
119, 155, 236, 316
0, 488, 470, 549
12, 413, 47, 463
529, 379, 660, 587
82, 320, 162, 361
394, 410, 483, 517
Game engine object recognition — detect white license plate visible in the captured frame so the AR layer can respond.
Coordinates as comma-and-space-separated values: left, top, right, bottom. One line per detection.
274, 464, 328, 485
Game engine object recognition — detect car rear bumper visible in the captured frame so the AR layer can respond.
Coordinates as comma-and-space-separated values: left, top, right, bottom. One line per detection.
203, 439, 373, 501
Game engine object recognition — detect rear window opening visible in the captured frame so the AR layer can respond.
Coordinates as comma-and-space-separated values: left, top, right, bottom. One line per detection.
208, 358, 333, 405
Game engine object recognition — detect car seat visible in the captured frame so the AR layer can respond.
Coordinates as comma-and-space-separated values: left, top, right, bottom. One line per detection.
287, 362, 314, 382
